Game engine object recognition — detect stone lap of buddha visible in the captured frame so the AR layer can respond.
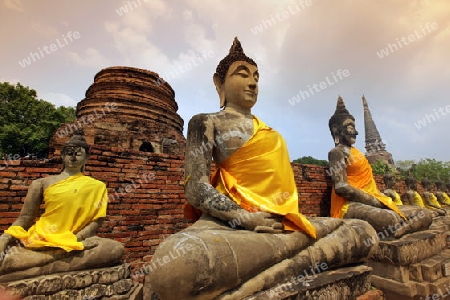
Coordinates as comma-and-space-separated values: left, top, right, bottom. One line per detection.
148, 38, 378, 300
328, 97, 432, 239
0, 130, 123, 282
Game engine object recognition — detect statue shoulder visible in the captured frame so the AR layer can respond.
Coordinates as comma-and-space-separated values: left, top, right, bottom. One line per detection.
328, 146, 345, 161
187, 112, 224, 135
84, 175, 107, 188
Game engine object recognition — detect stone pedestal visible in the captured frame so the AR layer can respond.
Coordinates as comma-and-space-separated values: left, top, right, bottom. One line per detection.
370, 230, 450, 300
0, 264, 143, 300
144, 264, 373, 300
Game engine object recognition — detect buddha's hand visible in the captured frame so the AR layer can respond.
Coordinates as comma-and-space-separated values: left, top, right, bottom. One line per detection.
0, 235, 11, 253
241, 212, 284, 233
370, 197, 385, 208
82, 237, 99, 250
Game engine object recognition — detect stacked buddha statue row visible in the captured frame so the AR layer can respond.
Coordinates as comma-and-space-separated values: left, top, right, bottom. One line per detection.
327, 97, 449, 299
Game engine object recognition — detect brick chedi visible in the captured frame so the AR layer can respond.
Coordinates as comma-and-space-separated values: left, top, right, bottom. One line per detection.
49, 66, 186, 156
362, 95, 395, 168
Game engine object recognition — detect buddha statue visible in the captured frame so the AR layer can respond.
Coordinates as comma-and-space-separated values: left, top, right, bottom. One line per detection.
421, 178, 445, 215
383, 170, 403, 206
148, 38, 378, 300
403, 176, 421, 206
0, 130, 123, 282
328, 97, 432, 239
435, 180, 450, 206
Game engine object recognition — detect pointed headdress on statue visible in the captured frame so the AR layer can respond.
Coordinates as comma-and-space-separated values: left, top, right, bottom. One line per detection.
328, 96, 355, 145
214, 37, 257, 108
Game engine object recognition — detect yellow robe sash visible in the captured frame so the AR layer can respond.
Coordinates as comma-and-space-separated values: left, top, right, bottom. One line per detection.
440, 192, 450, 205
426, 193, 442, 209
392, 191, 403, 206
5, 173, 107, 252
411, 191, 425, 207
184, 116, 316, 238
212, 116, 315, 238
331, 147, 405, 219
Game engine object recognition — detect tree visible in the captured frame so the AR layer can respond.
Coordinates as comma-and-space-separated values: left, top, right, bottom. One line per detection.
0, 82, 76, 158
370, 160, 395, 176
396, 159, 450, 181
293, 156, 329, 167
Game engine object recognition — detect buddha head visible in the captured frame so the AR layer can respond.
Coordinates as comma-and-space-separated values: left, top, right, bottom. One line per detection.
328, 96, 358, 146
446, 181, 450, 193
421, 178, 433, 192
405, 176, 417, 190
61, 129, 90, 172
213, 37, 259, 109
383, 170, 396, 189
435, 180, 444, 192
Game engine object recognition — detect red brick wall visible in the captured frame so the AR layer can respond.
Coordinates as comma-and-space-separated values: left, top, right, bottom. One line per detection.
0, 147, 417, 270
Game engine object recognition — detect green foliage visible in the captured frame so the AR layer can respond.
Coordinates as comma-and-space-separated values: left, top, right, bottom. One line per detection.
293, 156, 329, 167
0, 82, 76, 158
396, 159, 450, 181
370, 160, 395, 176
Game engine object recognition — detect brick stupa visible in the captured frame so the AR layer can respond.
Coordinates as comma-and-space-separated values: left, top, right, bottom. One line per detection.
49, 66, 185, 156
362, 95, 395, 168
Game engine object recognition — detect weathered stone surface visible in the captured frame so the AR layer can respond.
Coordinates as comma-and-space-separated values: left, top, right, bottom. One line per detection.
0, 264, 140, 299
147, 265, 372, 300
414, 281, 430, 297
409, 263, 423, 282
368, 259, 409, 283
372, 230, 446, 265
35, 276, 63, 295
49, 66, 186, 157
429, 276, 450, 296
371, 275, 417, 298
421, 257, 443, 282
246, 265, 372, 300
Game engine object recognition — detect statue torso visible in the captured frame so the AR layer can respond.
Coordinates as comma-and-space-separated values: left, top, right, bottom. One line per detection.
207, 110, 254, 164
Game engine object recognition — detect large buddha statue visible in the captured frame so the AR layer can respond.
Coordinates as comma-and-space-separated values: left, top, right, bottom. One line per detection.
383, 170, 403, 206
0, 130, 123, 282
328, 97, 432, 239
435, 179, 450, 206
148, 38, 378, 300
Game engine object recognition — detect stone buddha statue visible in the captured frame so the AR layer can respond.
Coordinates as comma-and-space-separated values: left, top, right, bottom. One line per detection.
0, 130, 123, 282
435, 179, 450, 206
421, 178, 445, 215
148, 38, 378, 300
383, 170, 403, 206
328, 97, 432, 239
403, 176, 420, 206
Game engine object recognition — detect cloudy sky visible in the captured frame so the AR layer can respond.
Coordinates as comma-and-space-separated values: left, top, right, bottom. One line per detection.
1, 0, 449, 162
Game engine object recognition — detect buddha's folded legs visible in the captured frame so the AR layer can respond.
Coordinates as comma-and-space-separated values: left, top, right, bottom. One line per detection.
0, 237, 123, 281
345, 202, 432, 239
149, 215, 377, 300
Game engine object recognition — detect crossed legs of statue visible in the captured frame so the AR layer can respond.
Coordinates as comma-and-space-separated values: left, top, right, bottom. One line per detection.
345, 202, 432, 239
149, 215, 377, 300
0, 237, 123, 282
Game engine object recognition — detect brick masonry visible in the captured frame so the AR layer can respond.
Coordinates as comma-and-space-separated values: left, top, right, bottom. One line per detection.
0, 147, 419, 273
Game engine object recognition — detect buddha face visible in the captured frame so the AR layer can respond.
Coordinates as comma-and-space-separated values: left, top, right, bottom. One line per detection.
62, 146, 87, 171
217, 61, 259, 109
384, 176, 395, 189
338, 118, 358, 146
